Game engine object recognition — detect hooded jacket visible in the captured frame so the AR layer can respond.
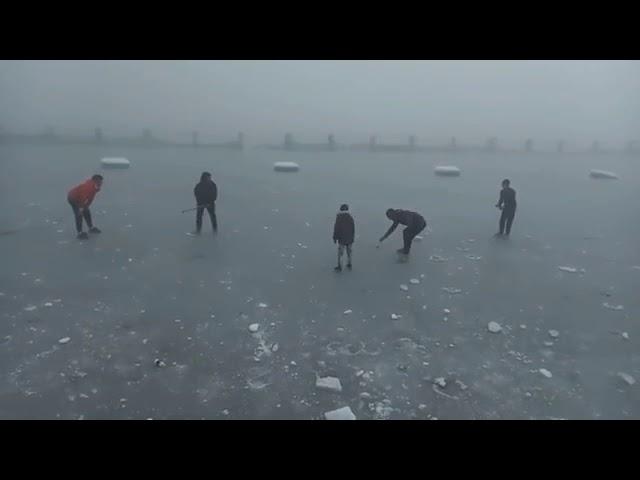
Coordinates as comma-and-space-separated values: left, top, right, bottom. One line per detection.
194, 174, 218, 206
333, 211, 355, 245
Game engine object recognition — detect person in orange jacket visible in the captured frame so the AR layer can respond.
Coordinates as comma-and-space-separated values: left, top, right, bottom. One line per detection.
67, 174, 103, 240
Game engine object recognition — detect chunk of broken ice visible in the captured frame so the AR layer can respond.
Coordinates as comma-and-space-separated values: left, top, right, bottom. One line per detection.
258, 303, 268, 308
324, 406, 356, 420
455, 380, 468, 391
390, 313, 401, 320
539, 368, 553, 378
343, 309, 353, 315
548, 330, 559, 338
410, 278, 420, 285
58, 337, 71, 344
400, 284, 409, 292
602, 303, 624, 311
248, 324, 260, 333
442, 287, 462, 295
429, 255, 448, 263
434, 377, 447, 388
316, 376, 343, 392
488, 321, 502, 333
44, 302, 53, 307
24, 305, 37, 312
617, 372, 635, 386
622, 332, 629, 340
557, 266, 585, 274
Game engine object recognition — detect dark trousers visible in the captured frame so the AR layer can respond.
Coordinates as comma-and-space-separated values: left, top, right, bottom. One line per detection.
196, 204, 217, 232
402, 219, 426, 254
68, 199, 93, 233
499, 207, 516, 235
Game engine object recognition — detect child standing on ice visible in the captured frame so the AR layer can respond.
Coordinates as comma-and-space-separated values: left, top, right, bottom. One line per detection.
333, 204, 355, 272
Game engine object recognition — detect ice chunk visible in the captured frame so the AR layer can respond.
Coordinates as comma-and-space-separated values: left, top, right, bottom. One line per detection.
400, 284, 409, 292
602, 303, 624, 311
324, 406, 356, 420
414, 235, 423, 242
539, 368, 553, 378
465, 255, 482, 261
58, 337, 71, 344
434, 165, 461, 177
343, 309, 353, 315
429, 255, 449, 263
558, 266, 585, 274
442, 287, 462, 295
455, 380, 468, 391
273, 161, 300, 172
589, 169, 618, 180
44, 302, 53, 307
488, 321, 502, 333
622, 332, 629, 340
258, 303, 268, 308
617, 372, 635, 386
434, 377, 447, 388
410, 278, 420, 285
548, 330, 559, 338
316, 376, 343, 392
24, 305, 37, 312
248, 323, 260, 333
154, 359, 166, 368
390, 313, 401, 320
101, 157, 130, 169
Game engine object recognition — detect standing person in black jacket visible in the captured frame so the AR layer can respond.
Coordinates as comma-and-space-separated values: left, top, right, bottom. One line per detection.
333, 204, 355, 272
378, 208, 426, 256
495, 179, 517, 236
193, 172, 218, 234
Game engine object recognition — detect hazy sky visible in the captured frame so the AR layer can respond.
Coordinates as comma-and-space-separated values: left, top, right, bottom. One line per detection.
1, 60, 638, 146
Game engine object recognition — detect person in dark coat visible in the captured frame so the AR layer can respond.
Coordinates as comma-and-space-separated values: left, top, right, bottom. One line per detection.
495, 179, 517, 236
378, 208, 426, 255
333, 204, 355, 272
193, 172, 218, 234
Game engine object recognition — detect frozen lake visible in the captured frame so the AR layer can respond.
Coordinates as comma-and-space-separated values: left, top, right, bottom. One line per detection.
0, 144, 638, 419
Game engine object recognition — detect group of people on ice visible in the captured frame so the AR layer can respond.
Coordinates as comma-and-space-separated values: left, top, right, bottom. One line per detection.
66, 173, 517, 271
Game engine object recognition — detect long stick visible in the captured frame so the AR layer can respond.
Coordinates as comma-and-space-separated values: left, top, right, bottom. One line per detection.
181, 204, 212, 213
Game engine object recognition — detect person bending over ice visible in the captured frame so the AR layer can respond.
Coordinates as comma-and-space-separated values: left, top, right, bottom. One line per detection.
379, 208, 426, 256
67, 174, 103, 240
